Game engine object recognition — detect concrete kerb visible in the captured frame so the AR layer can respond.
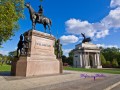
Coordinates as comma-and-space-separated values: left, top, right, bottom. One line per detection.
104, 81, 120, 90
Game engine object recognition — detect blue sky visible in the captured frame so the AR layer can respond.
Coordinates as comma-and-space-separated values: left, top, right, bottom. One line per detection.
1, 0, 120, 56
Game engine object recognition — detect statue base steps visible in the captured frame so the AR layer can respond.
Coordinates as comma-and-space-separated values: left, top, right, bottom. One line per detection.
11, 56, 60, 76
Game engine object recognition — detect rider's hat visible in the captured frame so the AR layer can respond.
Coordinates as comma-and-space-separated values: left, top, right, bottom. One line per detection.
39, 5, 43, 8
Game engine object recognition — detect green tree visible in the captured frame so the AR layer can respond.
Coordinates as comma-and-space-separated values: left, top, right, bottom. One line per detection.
112, 59, 118, 67
0, 0, 24, 46
101, 47, 120, 67
0, 54, 3, 65
8, 50, 17, 63
69, 50, 74, 58
100, 47, 120, 68
100, 53, 106, 65
0, 57, 2, 61
67, 57, 73, 66
3, 55, 8, 64
62, 55, 67, 64
8, 50, 17, 57
67, 50, 74, 66
0, 56, 2, 65
0, 54, 3, 58
105, 61, 111, 68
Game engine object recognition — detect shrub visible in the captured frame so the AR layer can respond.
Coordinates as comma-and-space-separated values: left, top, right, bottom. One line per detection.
103, 61, 112, 68
63, 63, 69, 66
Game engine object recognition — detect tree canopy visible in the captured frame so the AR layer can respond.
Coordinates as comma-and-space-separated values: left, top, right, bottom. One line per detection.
101, 47, 120, 67
0, 0, 24, 46
100, 53, 106, 65
62, 50, 73, 66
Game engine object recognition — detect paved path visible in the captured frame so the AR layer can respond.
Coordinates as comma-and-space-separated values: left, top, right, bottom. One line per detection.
112, 85, 120, 90
0, 70, 120, 90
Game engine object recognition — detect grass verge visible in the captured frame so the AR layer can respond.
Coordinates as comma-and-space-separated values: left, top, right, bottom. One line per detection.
64, 66, 120, 74
0, 64, 11, 71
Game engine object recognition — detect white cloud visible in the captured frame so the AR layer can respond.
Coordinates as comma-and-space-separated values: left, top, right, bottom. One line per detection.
60, 35, 79, 45
0, 50, 9, 55
97, 44, 118, 48
62, 0, 120, 56
65, 18, 109, 39
65, 19, 95, 37
110, 0, 120, 8
102, 7, 120, 29
95, 29, 109, 38
65, 0, 120, 39
92, 23, 109, 38
62, 49, 72, 57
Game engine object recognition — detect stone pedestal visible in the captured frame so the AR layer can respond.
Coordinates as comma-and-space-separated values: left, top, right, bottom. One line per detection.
96, 66, 102, 69
58, 59, 63, 73
73, 42, 102, 69
11, 30, 62, 76
84, 66, 91, 69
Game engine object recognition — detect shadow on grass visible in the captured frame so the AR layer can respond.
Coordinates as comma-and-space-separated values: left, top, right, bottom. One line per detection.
0, 65, 11, 76
0, 71, 11, 76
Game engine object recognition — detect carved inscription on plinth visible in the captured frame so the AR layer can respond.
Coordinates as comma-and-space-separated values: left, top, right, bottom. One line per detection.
34, 38, 54, 51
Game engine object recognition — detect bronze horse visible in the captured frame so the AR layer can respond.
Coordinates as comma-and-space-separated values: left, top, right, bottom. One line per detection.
25, 3, 52, 33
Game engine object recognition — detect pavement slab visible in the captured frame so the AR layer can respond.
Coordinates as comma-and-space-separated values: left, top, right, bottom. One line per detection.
0, 70, 120, 90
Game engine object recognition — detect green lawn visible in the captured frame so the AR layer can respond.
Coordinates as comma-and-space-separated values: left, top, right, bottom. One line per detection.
0, 65, 120, 74
0, 64, 11, 71
64, 66, 120, 74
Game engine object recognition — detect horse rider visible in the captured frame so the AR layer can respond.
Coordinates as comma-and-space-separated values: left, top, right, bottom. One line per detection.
36, 5, 44, 21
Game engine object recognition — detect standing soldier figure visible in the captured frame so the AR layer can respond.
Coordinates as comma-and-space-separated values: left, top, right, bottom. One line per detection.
56, 39, 63, 73
16, 34, 24, 57
56, 39, 62, 59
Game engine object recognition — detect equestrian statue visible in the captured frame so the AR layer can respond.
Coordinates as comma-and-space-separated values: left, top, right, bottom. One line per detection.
25, 3, 52, 33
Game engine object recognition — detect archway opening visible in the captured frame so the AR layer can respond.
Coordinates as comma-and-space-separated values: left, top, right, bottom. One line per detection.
89, 54, 93, 68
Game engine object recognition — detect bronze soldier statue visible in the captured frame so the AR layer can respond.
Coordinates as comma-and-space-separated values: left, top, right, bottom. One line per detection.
55, 39, 63, 73
16, 34, 24, 57
16, 34, 31, 57
56, 39, 62, 59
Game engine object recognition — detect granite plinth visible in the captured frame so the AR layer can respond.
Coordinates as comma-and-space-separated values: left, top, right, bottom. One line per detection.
11, 30, 62, 77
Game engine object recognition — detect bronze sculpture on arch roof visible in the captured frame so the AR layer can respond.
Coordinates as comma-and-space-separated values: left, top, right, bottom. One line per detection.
81, 33, 91, 43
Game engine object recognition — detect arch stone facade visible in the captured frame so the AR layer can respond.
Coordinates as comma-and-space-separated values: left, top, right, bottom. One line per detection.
73, 42, 102, 68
